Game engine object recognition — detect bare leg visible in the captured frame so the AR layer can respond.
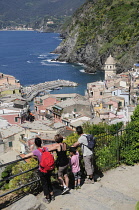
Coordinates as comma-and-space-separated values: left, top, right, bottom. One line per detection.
75, 180, 77, 187
78, 178, 81, 186
58, 176, 66, 187
50, 191, 54, 196
64, 174, 69, 188
89, 174, 93, 179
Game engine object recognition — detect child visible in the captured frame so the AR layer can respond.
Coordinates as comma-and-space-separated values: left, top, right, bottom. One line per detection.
69, 147, 81, 189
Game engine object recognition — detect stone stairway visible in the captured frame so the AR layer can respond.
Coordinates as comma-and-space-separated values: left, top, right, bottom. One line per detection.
38, 164, 139, 210
4, 164, 139, 210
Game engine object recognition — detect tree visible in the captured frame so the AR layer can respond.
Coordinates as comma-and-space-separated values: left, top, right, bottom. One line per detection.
120, 105, 139, 165
131, 105, 139, 121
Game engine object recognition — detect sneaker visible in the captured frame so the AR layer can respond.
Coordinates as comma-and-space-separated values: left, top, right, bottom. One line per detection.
51, 195, 55, 201
43, 198, 51, 204
77, 185, 81, 189
61, 187, 70, 195
91, 179, 95, 184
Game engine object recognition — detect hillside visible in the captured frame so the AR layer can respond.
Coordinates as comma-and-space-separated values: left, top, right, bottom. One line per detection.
54, 0, 139, 73
0, 0, 86, 30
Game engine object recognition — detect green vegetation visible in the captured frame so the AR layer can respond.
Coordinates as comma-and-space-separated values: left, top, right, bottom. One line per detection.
64, 104, 139, 170
62, 0, 139, 63
65, 122, 124, 171
136, 201, 139, 210
120, 105, 139, 165
0, 163, 16, 190
0, 0, 86, 30
8, 158, 38, 194
1, 105, 139, 194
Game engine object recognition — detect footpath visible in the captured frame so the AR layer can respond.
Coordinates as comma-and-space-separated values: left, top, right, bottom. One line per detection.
4, 164, 139, 210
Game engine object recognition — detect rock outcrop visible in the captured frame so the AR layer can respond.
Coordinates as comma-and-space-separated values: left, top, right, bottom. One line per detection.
54, 0, 139, 73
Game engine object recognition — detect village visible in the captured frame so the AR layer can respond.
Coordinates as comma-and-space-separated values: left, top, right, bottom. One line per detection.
0, 55, 139, 165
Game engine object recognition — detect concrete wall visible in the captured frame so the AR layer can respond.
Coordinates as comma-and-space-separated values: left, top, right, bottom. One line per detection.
0, 142, 4, 154
1, 89, 20, 96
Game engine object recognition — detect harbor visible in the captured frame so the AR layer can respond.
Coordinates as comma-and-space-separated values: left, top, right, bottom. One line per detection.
21, 80, 78, 101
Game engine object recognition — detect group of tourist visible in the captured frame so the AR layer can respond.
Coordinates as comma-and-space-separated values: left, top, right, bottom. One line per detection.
25, 126, 94, 204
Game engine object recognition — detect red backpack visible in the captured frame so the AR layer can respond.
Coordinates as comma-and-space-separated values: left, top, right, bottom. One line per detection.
38, 148, 55, 173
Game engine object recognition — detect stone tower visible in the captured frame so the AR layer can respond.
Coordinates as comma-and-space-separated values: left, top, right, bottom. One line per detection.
104, 54, 116, 80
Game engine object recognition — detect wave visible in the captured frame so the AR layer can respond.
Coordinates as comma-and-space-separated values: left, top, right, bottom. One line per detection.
80, 69, 85, 73
46, 59, 67, 64
41, 61, 60, 66
53, 37, 63, 40
38, 54, 47, 59
88, 72, 96, 74
55, 60, 67, 64
27, 61, 32, 63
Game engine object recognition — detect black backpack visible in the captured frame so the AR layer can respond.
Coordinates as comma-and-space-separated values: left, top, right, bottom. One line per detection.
83, 134, 96, 150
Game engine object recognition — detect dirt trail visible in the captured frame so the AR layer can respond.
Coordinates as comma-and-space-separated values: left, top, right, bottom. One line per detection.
37, 164, 139, 210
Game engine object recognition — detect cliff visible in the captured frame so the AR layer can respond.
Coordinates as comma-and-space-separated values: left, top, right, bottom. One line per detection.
54, 0, 139, 73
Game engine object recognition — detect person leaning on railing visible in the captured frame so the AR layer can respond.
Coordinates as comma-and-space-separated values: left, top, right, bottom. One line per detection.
48, 134, 70, 195
24, 137, 55, 204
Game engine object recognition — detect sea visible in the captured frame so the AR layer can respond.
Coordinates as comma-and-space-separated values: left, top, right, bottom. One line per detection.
0, 31, 104, 96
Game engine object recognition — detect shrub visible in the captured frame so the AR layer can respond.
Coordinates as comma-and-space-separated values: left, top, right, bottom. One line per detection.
135, 201, 139, 210
9, 158, 39, 194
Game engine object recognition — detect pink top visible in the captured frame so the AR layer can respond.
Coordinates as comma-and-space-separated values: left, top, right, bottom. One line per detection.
32, 147, 48, 169
70, 151, 80, 173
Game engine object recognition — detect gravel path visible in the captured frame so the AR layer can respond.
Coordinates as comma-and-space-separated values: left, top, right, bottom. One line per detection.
37, 164, 139, 210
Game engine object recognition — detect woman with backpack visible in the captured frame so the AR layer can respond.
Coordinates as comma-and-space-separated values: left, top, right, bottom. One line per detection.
48, 134, 69, 195
24, 137, 55, 204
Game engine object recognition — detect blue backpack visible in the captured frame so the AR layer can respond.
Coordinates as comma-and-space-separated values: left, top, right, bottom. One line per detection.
83, 134, 96, 150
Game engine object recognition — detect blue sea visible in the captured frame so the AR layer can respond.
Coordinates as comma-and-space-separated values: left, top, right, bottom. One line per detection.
0, 31, 104, 95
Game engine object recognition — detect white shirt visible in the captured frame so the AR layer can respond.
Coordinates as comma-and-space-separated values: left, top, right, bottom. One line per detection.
78, 134, 93, 157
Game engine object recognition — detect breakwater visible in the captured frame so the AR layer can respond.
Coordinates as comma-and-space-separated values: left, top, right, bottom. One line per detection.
21, 80, 78, 101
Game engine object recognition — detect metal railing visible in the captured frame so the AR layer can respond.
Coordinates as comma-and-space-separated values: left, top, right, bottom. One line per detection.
94, 126, 135, 171
0, 126, 136, 199
0, 157, 39, 198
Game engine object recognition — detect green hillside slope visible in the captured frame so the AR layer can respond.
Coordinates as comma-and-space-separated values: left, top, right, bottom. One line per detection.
55, 0, 139, 73
0, 0, 86, 29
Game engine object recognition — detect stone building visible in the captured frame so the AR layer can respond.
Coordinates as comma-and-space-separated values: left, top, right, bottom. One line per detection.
104, 55, 117, 80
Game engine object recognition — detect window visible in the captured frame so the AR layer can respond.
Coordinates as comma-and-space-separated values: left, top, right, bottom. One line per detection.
9, 141, 13, 147
74, 108, 76, 112
100, 92, 103, 95
114, 92, 115, 95
15, 117, 18, 122
109, 105, 112, 109
13, 90, 15, 94
20, 134, 25, 140
91, 91, 93, 96
118, 102, 122, 107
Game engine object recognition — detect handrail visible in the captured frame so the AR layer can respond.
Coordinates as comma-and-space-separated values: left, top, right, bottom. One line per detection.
0, 126, 133, 200
0, 156, 40, 199
0, 166, 38, 182
0, 156, 30, 168
0, 178, 40, 198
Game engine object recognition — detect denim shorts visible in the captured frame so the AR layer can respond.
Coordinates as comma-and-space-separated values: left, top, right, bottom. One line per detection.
73, 171, 81, 181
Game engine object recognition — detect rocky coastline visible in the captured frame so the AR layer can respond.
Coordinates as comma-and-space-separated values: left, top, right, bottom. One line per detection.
52, 1, 139, 74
